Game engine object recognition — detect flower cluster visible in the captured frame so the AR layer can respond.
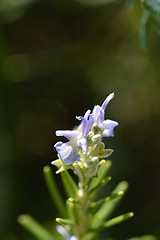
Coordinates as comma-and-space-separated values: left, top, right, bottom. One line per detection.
52, 93, 118, 175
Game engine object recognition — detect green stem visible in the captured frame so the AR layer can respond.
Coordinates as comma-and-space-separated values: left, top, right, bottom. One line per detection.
72, 177, 97, 240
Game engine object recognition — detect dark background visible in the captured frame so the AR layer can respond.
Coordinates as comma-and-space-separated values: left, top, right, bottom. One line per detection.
0, 0, 160, 239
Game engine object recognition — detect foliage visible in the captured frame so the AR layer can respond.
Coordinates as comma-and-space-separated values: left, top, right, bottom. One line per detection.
18, 95, 157, 239
140, 0, 160, 46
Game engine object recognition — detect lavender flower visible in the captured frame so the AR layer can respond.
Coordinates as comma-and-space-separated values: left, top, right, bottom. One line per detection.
92, 93, 118, 137
54, 110, 93, 165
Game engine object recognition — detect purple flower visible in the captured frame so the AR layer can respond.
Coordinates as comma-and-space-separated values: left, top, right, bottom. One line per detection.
92, 93, 118, 137
54, 93, 118, 166
54, 110, 93, 165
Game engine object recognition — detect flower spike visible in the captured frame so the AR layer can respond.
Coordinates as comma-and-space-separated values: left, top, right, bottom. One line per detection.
54, 93, 118, 168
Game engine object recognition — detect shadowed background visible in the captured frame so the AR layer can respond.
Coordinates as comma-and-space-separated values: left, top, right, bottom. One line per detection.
0, 0, 160, 239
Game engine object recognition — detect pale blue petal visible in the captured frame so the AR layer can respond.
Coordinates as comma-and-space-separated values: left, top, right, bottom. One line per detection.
82, 116, 93, 137
92, 105, 104, 125
77, 137, 87, 154
84, 109, 91, 119
77, 116, 87, 137
87, 113, 94, 133
101, 92, 114, 110
77, 110, 93, 137
56, 225, 78, 240
56, 225, 71, 240
102, 129, 114, 137
54, 141, 63, 148
54, 141, 80, 165
56, 130, 78, 140
103, 119, 119, 129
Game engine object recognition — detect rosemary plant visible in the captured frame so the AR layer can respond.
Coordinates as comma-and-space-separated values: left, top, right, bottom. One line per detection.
18, 93, 135, 240
51, 93, 133, 240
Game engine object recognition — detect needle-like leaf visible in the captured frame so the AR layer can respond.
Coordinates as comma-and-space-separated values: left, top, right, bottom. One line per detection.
43, 166, 67, 218
60, 170, 78, 198
18, 214, 55, 240
91, 181, 129, 228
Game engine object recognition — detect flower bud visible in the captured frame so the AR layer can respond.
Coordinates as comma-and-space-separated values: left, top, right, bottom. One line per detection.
91, 134, 102, 144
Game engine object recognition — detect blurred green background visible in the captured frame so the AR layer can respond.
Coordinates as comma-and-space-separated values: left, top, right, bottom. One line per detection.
0, 0, 160, 239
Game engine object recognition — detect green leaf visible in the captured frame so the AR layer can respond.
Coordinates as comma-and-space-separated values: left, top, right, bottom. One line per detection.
91, 212, 134, 231
43, 166, 67, 218
73, 162, 85, 184
66, 199, 77, 224
68, 198, 80, 204
102, 212, 134, 229
56, 218, 75, 226
89, 176, 111, 194
17, 214, 55, 240
89, 191, 124, 212
60, 170, 78, 198
82, 232, 99, 240
91, 181, 129, 228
